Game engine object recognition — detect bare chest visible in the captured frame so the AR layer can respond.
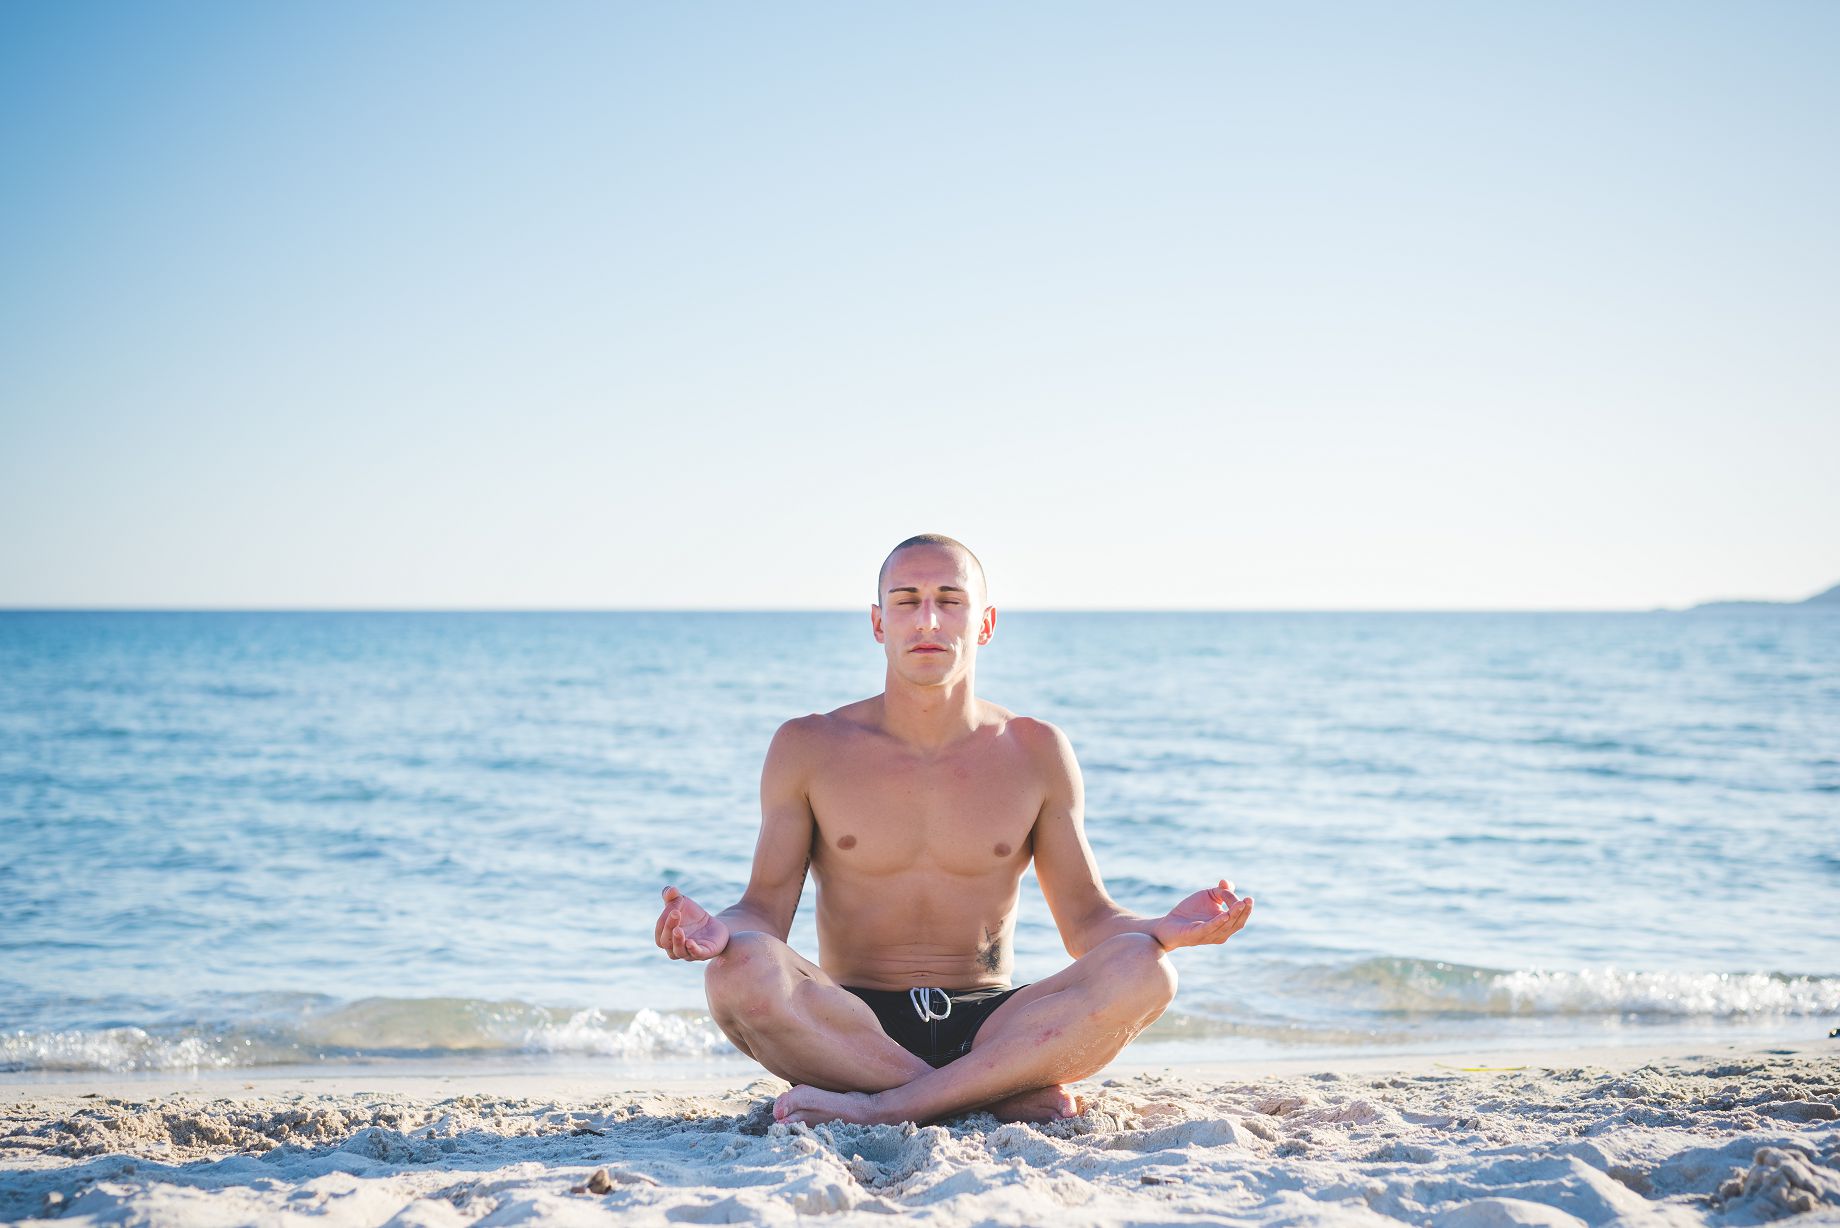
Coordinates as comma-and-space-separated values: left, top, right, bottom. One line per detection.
808, 742, 1041, 875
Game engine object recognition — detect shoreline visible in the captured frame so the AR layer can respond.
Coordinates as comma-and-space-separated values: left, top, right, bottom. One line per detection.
3, 1031, 1830, 1101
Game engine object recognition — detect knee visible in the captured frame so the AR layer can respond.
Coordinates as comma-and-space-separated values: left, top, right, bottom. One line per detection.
1091, 933, 1178, 1013
704, 931, 795, 1022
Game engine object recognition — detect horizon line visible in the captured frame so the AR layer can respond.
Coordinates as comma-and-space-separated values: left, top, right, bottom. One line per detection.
0, 604, 1796, 616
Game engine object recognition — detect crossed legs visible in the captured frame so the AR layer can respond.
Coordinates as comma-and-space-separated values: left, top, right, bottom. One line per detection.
703, 931, 1177, 1125
703, 931, 932, 1092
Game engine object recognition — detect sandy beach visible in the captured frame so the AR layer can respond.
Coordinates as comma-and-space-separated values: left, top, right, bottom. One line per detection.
3, 1041, 1834, 1226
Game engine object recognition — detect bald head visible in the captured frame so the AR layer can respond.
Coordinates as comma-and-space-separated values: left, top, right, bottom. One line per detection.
877, 534, 988, 606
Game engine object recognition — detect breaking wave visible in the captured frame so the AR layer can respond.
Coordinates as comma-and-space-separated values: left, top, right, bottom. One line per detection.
7, 957, 1835, 1073
1297, 958, 1840, 1018
1, 996, 735, 1073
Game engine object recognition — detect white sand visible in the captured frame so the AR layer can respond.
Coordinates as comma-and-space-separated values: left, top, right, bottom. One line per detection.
2, 1043, 1835, 1226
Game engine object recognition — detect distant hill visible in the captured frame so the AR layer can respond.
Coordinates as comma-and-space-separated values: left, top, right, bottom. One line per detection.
1689, 581, 1840, 611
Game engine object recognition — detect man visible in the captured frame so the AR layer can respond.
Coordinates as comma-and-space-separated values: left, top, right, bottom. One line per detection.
654, 534, 1253, 1126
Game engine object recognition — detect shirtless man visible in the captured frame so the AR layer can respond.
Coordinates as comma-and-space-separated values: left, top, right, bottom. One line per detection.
654, 534, 1253, 1126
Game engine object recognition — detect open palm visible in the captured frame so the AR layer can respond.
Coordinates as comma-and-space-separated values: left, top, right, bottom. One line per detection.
1150, 880, 1253, 950
656, 886, 731, 961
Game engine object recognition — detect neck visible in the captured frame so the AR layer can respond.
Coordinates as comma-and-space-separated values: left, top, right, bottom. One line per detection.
879, 668, 980, 750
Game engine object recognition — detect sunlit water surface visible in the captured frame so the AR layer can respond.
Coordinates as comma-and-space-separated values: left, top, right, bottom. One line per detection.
2, 611, 1835, 1076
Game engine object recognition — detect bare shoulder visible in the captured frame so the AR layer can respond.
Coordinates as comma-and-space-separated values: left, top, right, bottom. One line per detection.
769, 700, 876, 759
822, 696, 883, 728
989, 709, 1079, 781
763, 712, 830, 772
999, 711, 1074, 757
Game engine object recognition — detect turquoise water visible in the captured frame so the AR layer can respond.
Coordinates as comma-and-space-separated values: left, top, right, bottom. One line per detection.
2, 610, 1836, 1073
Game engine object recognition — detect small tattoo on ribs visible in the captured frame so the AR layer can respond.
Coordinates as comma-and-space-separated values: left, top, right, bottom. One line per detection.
977, 926, 1003, 973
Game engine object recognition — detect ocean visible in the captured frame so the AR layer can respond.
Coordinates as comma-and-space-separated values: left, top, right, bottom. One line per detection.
2, 610, 1836, 1078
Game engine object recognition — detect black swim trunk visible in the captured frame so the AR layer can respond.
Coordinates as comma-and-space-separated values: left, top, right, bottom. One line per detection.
842, 984, 1027, 1068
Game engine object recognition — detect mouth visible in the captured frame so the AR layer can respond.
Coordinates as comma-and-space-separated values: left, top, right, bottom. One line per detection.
909, 645, 947, 654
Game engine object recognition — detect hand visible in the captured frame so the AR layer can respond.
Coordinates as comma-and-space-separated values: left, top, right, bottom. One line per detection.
655, 886, 731, 961
1150, 879, 1253, 951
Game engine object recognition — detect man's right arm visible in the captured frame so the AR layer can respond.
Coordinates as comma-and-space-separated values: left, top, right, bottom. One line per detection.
656, 717, 819, 959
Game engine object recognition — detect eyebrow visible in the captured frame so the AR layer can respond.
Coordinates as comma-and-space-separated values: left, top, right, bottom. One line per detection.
887, 585, 967, 594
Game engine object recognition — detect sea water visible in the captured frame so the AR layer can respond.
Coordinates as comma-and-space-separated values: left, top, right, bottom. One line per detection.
2, 610, 1836, 1076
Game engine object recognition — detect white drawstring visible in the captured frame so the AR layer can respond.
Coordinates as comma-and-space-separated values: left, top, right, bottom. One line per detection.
909, 987, 952, 1023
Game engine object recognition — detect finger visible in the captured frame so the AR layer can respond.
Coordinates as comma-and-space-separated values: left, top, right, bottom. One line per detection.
1199, 916, 1241, 945
1185, 913, 1232, 942
1200, 912, 1236, 939
662, 885, 680, 903
671, 926, 689, 960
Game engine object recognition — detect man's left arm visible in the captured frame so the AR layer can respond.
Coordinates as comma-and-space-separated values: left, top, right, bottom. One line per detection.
1024, 719, 1254, 957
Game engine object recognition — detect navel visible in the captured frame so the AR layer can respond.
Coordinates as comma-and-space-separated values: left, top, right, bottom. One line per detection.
837, 834, 858, 850
993, 842, 1012, 857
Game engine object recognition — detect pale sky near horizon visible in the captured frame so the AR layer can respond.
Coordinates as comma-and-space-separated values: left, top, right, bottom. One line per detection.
1, 2, 1834, 611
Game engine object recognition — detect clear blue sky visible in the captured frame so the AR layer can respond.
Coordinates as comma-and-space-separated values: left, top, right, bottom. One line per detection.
2, 2, 1834, 609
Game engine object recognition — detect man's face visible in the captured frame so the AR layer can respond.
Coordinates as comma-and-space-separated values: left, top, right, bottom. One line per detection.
872, 545, 994, 684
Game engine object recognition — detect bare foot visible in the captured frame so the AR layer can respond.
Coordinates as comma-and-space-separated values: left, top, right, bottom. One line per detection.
773, 1082, 1082, 1128
774, 1085, 890, 1126
988, 1084, 1082, 1123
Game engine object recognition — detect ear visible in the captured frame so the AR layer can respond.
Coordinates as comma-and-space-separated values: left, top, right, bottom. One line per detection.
977, 605, 996, 645
871, 603, 885, 643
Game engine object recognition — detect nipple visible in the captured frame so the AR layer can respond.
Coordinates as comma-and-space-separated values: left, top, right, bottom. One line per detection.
838, 835, 858, 850
994, 842, 1012, 857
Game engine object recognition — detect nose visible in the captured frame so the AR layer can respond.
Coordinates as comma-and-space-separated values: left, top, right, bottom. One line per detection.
921, 601, 940, 629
